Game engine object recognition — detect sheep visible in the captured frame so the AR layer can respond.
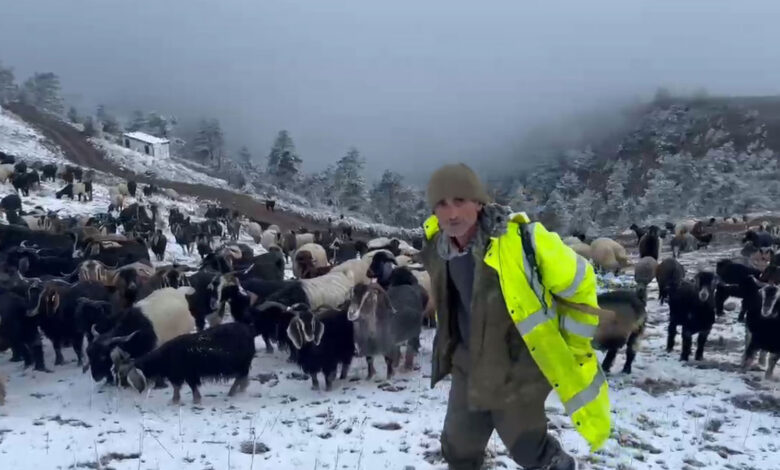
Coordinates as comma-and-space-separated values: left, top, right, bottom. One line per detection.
740, 277, 780, 378
108, 188, 125, 211
639, 226, 660, 260
674, 219, 698, 236
267, 270, 356, 310
0, 164, 14, 183
670, 233, 697, 258
633, 256, 658, 288
656, 258, 685, 305
563, 237, 592, 260
330, 257, 373, 286
281, 231, 316, 260
348, 282, 427, 378
85, 286, 196, 383
667, 271, 718, 361
286, 305, 355, 390
293, 242, 330, 279
589, 238, 630, 274
593, 289, 647, 374
247, 221, 265, 244
116, 182, 130, 197
113, 322, 255, 404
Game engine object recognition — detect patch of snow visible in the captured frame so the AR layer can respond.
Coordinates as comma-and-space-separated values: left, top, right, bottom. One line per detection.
0, 110, 67, 165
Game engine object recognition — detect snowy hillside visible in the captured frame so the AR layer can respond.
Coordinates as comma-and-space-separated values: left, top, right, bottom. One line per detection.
0, 112, 65, 165
499, 96, 780, 237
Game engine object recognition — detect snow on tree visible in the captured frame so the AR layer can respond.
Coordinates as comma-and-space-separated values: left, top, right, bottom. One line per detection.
96, 105, 121, 134
21, 72, 64, 114
82, 116, 98, 137
146, 112, 174, 137
67, 106, 80, 124
542, 188, 571, 232
126, 110, 148, 133
637, 168, 682, 220
0, 62, 18, 104
370, 169, 425, 226
566, 147, 596, 172
601, 160, 632, 225
333, 148, 367, 211
238, 146, 253, 168
556, 171, 581, 198
267, 130, 296, 174
193, 118, 225, 168
569, 188, 599, 234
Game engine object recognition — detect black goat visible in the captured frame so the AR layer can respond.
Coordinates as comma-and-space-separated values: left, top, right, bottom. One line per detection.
638, 226, 660, 260
6, 249, 80, 278
127, 180, 137, 197
715, 259, 762, 321
11, 170, 39, 196
667, 271, 718, 361
629, 223, 645, 245
29, 281, 111, 367
287, 305, 354, 390
741, 278, 780, 378
0, 291, 45, 371
13, 161, 27, 175
1, 193, 22, 213
114, 323, 255, 404
743, 230, 773, 248
0, 152, 15, 164
149, 229, 167, 261
656, 258, 685, 305
41, 164, 57, 182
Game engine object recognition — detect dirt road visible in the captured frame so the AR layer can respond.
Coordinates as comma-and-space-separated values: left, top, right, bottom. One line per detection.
6, 102, 354, 235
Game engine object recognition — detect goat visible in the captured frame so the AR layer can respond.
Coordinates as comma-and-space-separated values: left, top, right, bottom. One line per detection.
715, 259, 762, 321
0, 291, 45, 371
149, 229, 167, 261
593, 289, 647, 373
656, 258, 685, 305
85, 286, 196, 383
348, 282, 427, 378
293, 243, 330, 279
741, 277, 780, 379
287, 305, 354, 390
667, 271, 718, 361
638, 226, 660, 260
113, 322, 255, 404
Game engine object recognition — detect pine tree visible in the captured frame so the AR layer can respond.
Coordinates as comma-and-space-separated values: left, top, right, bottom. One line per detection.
267, 130, 295, 174
82, 116, 97, 137
0, 62, 17, 104
67, 106, 80, 124
127, 110, 148, 132
569, 188, 599, 234
146, 112, 173, 137
543, 189, 571, 232
193, 118, 225, 168
238, 146, 252, 168
21, 72, 64, 114
602, 160, 632, 225
370, 170, 405, 223
96, 105, 121, 134
334, 148, 367, 211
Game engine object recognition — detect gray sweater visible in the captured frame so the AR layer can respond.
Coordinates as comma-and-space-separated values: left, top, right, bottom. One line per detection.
447, 249, 475, 349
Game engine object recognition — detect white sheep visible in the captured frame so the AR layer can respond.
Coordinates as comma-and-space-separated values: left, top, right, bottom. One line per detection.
674, 219, 698, 236
300, 270, 356, 310
634, 256, 658, 287
295, 232, 315, 247
259, 228, 279, 250
109, 188, 125, 209
292, 242, 329, 278
246, 222, 264, 244
162, 188, 179, 199
133, 286, 197, 343
0, 164, 14, 183
590, 238, 630, 274
116, 183, 130, 197
331, 257, 373, 286
563, 237, 592, 260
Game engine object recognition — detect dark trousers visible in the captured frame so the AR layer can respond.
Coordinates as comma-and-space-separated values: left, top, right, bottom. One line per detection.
441, 349, 563, 470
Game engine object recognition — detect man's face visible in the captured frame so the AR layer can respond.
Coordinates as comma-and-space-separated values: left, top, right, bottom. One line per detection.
434, 198, 482, 238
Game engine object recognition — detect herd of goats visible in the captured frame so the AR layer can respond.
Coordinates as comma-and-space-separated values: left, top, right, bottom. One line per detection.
0, 148, 779, 412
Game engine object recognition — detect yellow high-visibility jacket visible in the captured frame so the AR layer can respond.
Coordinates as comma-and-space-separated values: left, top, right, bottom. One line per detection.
423, 211, 611, 451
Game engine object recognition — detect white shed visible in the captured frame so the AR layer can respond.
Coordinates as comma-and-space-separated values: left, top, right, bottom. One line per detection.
122, 131, 170, 158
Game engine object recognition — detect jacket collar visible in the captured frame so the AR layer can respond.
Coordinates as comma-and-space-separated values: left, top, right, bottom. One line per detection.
433, 204, 514, 260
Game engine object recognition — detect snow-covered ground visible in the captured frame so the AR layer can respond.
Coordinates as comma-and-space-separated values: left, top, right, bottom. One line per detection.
2, 108, 780, 469
1, 245, 779, 469
0, 112, 66, 165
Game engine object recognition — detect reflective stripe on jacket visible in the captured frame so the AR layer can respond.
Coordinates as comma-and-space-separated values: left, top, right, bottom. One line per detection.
423, 211, 611, 451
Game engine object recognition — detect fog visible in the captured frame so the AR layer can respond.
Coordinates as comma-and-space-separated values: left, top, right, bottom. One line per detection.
2, 0, 780, 182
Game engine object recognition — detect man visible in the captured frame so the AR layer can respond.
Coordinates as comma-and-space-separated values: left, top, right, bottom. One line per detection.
420, 163, 610, 470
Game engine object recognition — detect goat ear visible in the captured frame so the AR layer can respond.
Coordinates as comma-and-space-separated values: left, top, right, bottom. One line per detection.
313, 320, 325, 346
127, 368, 147, 393
286, 318, 304, 350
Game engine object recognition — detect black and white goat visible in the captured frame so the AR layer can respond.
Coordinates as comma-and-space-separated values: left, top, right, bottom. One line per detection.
287, 305, 354, 390
740, 277, 780, 379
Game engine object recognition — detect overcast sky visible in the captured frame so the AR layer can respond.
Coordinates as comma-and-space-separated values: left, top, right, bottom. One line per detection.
1, 0, 779, 182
